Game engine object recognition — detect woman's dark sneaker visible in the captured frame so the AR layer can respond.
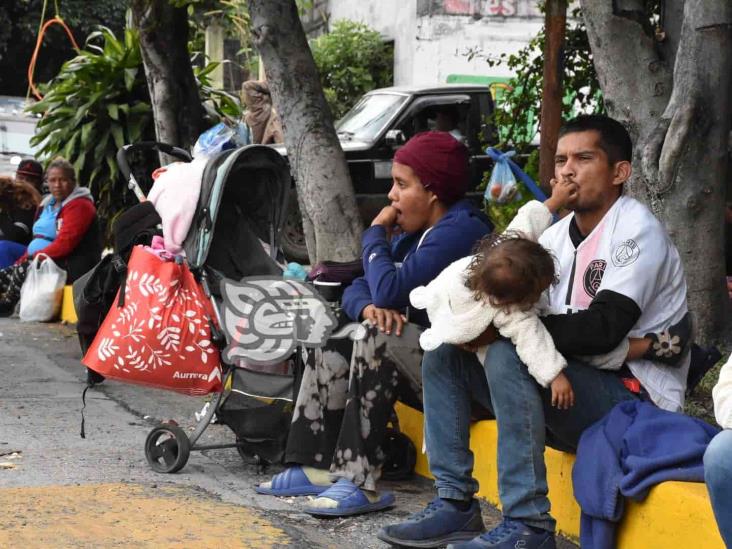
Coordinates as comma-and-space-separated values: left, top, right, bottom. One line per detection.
377, 497, 485, 548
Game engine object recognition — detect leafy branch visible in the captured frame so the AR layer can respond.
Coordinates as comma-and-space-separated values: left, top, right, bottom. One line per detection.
29, 26, 242, 243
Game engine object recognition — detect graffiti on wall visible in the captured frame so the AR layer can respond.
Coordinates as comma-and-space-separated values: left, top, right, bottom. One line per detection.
440, 0, 542, 18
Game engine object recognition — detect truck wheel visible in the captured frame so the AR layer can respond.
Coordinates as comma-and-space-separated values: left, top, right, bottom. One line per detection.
281, 200, 310, 264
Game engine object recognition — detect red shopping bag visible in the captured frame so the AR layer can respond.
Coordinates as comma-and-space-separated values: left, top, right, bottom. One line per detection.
83, 246, 223, 395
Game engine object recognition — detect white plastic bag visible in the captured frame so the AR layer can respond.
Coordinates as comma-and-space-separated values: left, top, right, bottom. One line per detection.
19, 254, 68, 322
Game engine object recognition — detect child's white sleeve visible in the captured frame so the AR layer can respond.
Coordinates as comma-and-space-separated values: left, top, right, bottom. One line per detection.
492, 309, 566, 387
713, 354, 732, 429
579, 339, 629, 370
504, 200, 553, 242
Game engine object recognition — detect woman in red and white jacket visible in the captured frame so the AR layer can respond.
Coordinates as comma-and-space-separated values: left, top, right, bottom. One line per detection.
0, 157, 101, 316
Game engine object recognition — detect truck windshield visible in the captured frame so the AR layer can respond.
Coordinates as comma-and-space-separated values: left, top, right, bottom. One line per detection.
336, 93, 407, 142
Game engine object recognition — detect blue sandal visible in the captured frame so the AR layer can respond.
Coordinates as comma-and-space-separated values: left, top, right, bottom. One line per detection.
255, 466, 331, 496
304, 478, 395, 517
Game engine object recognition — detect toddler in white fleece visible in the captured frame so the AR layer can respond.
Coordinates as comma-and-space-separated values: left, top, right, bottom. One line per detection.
410, 181, 628, 408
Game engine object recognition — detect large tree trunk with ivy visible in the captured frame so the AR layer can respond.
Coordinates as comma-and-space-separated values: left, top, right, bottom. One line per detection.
130, 0, 207, 155
247, 0, 362, 263
581, 0, 732, 344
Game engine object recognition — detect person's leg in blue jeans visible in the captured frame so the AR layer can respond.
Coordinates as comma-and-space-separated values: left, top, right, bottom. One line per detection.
424, 343, 492, 501
378, 343, 492, 547
704, 429, 732, 546
479, 339, 638, 533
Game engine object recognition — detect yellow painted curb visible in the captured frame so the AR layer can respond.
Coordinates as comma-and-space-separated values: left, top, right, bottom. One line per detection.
395, 402, 724, 548
60, 284, 77, 323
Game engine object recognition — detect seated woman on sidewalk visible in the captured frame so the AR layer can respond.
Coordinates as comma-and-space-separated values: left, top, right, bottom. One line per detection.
0, 176, 42, 268
704, 352, 732, 546
0, 157, 101, 316
256, 131, 493, 516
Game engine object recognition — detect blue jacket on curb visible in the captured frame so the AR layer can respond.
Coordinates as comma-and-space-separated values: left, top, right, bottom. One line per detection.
572, 400, 719, 549
342, 199, 493, 326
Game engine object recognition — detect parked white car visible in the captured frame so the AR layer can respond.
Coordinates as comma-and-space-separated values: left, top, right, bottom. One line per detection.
0, 96, 40, 177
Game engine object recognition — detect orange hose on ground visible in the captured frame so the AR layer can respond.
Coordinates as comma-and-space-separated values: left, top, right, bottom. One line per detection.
27, 16, 80, 101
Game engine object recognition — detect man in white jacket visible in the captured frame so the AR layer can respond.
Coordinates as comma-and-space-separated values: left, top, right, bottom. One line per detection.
378, 115, 691, 549
704, 353, 732, 546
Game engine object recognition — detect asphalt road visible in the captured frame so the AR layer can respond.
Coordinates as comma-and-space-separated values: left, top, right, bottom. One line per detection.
0, 318, 576, 548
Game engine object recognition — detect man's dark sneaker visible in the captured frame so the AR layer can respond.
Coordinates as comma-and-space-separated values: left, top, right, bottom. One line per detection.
377, 497, 485, 548
447, 518, 556, 549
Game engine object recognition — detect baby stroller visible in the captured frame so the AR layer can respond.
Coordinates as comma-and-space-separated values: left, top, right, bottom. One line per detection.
114, 141, 301, 474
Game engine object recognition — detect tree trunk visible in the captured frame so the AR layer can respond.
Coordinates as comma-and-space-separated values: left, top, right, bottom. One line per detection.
247, 0, 362, 263
130, 0, 207, 159
581, 0, 732, 344
538, 0, 567, 190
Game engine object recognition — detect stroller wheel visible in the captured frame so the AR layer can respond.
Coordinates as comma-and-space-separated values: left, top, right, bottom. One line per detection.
145, 424, 191, 474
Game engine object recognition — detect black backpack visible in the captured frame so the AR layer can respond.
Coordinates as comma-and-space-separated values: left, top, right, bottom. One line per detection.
74, 202, 162, 353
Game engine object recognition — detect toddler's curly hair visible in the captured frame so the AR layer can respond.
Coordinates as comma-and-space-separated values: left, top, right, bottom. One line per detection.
466, 231, 557, 311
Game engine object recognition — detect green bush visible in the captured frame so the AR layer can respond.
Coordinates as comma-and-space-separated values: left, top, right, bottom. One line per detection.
28, 26, 241, 241
29, 27, 155, 239
311, 20, 393, 119
470, 5, 603, 230
477, 6, 604, 154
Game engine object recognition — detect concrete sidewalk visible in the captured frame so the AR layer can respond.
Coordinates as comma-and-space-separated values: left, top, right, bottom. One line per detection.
0, 318, 577, 548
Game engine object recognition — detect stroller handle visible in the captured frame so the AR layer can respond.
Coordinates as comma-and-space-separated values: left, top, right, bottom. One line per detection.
116, 142, 193, 202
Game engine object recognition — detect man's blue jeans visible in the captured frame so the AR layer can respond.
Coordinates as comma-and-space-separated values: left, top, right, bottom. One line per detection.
704, 429, 732, 546
422, 340, 637, 532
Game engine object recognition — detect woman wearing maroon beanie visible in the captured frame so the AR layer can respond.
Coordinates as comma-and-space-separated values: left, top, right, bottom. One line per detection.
257, 131, 494, 516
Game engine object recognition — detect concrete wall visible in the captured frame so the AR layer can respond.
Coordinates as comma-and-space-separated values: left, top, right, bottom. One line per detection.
411, 14, 542, 85
328, 0, 544, 86
328, 0, 418, 85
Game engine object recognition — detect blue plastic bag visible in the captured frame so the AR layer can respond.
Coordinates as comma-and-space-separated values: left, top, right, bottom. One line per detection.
485, 150, 520, 204
193, 123, 236, 158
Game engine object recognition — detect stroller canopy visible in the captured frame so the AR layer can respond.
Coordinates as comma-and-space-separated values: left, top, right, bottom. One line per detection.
184, 145, 291, 279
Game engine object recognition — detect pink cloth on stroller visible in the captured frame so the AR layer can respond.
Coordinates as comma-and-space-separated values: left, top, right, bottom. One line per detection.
147, 156, 207, 255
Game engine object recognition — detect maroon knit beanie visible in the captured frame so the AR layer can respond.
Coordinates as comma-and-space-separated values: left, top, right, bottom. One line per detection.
393, 131, 469, 204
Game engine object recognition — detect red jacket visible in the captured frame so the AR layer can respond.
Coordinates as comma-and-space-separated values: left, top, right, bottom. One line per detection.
18, 186, 97, 263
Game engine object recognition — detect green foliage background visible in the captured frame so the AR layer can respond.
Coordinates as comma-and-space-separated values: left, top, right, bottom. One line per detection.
310, 20, 393, 119
29, 26, 241, 241
0, 0, 126, 96
475, 6, 604, 232
28, 27, 153, 239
